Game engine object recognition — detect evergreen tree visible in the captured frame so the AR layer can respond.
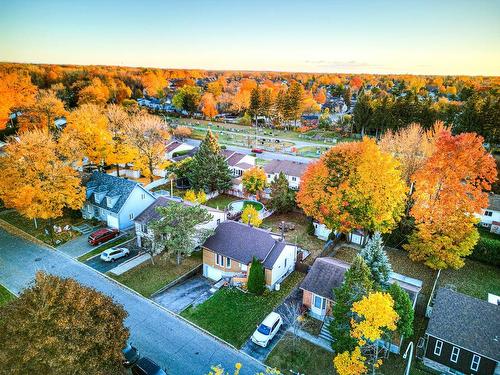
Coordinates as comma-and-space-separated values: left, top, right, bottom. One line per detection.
187, 130, 232, 192
249, 87, 261, 126
360, 232, 392, 286
260, 88, 273, 122
287, 82, 304, 126
343, 87, 352, 108
268, 172, 296, 213
329, 256, 373, 353
388, 283, 414, 338
353, 91, 373, 136
247, 256, 265, 295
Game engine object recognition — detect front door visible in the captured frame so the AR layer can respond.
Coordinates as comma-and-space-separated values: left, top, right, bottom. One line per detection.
311, 293, 326, 317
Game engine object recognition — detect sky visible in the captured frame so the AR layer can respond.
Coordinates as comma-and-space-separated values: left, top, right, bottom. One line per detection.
1, 0, 499, 76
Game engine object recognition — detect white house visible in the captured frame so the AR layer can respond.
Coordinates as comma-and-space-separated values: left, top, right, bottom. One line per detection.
313, 222, 368, 246
202, 221, 297, 289
134, 196, 226, 250
263, 159, 308, 190
82, 172, 156, 230
222, 150, 256, 194
477, 194, 500, 234
165, 140, 195, 160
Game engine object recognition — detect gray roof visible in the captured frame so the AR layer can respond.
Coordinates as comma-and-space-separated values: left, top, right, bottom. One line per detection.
84, 172, 149, 214
426, 288, 500, 361
134, 196, 222, 224
202, 221, 288, 268
225, 152, 247, 167
264, 160, 308, 178
488, 194, 500, 212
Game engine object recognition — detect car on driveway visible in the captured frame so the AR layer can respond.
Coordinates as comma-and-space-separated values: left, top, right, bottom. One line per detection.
100, 247, 130, 262
251, 311, 282, 347
122, 343, 140, 367
88, 228, 119, 246
131, 357, 167, 375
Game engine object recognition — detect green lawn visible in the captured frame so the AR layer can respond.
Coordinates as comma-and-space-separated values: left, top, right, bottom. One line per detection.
204, 194, 240, 210
77, 235, 133, 262
266, 333, 334, 375
181, 272, 303, 348
108, 252, 202, 297
0, 285, 15, 307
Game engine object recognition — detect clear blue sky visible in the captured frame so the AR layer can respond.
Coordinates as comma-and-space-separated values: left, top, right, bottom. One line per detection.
1, 0, 499, 75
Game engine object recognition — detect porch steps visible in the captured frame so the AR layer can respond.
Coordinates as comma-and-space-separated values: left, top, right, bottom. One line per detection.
209, 278, 226, 293
72, 223, 94, 235
319, 316, 334, 342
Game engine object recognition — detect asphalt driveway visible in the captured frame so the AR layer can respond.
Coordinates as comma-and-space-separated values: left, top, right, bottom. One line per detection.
84, 248, 140, 273
152, 275, 214, 313
0, 228, 264, 375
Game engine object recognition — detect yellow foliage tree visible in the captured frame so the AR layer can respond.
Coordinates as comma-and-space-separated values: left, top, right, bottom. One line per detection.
105, 104, 137, 175
241, 205, 262, 227
333, 347, 367, 375
17, 89, 67, 134
78, 78, 110, 105
197, 191, 207, 204
0, 71, 37, 130
184, 190, 197, 203
242, 167, 267, 199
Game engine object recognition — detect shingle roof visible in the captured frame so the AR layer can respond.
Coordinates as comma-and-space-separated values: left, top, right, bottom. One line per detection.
226, 152, 246, 167
488, 194, 500, 212
264, 160, 308, 178
426, 288, 500, 361
202, 221, 288, 268
165, 141, 182, 154
134, 196, 223, 224
235, 162, 254, 170
84, 172, 147, 214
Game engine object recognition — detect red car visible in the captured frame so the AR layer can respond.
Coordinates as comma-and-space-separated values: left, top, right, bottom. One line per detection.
251, 148, 264, 154
88, 228, 119, 246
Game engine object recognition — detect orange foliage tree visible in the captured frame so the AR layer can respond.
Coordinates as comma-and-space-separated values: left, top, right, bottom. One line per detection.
0, 71, 37, 129
201, 92, 218, 119
78, 78, 110, 105
17, 89, 67, 133
105, 105, 137, 175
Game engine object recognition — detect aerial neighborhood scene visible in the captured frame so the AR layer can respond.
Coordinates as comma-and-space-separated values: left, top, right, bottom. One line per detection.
1, 1, 500, 374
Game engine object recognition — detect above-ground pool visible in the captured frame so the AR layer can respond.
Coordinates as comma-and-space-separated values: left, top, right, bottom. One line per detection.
227, 200, 264, 215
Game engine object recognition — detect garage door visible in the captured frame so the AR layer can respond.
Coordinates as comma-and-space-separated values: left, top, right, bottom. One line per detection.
106, 215, 119, 229
204, 265, 222, 281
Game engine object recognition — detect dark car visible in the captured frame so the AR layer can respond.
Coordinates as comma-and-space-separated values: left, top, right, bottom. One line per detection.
131, 357, 167, 375
87, 228, 119, 246
122, 343, 140, 367
251, 148, 264, 154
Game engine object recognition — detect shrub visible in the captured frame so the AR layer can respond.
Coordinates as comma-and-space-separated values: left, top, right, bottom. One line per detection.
470, 234, 500, 266
247, 257, 265, 295
306, 220, 315, 236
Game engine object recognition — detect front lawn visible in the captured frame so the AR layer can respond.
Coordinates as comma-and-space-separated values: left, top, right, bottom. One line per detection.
109, 252, 202, 297
77, 235, 133, 262
204, 194, 240, 210
0, 285, 15, 307
181, 272, 303, 348
266, 333, 334, 375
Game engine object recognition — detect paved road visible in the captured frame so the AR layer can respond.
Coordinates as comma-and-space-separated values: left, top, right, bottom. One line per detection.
0, 228, 265, 375
84, 248, 140, 273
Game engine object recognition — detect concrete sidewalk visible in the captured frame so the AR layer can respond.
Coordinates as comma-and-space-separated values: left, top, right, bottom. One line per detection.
291, 327, 334, 352
109, 253, 150, 275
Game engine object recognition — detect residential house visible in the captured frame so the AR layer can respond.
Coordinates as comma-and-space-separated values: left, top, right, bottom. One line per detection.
477, 194, 500, 234
82, 172, 156, 230
165, 140, 195, 161
422, 288, 500, 375
263, 159, 308, 190
133, 196, 225, 250
222, 150, 256, 194
300, 257, 422, 353
202, 221, 297, 289
301, 114, 320, 126
313, 222, 369, 246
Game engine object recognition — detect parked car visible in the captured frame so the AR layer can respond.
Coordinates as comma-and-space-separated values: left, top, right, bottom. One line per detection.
131, 357, 167, 375
88, 228, 119, 246
100, 247, 130, 262
251, 148, 264, 154
251, 311, 282, 347
122, 343, 140, 367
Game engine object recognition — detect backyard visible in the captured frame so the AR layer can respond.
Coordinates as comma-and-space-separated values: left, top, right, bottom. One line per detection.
181, 272, 303, 348
109, 251, 203, 297
204, 194, 240, 210
0, 284, 15, 307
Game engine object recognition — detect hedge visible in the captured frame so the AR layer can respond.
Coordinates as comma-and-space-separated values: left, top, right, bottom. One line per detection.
470, 232, 500, 266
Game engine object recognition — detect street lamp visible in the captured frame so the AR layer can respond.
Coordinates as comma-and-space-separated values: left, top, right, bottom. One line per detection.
402, 341, 414, 375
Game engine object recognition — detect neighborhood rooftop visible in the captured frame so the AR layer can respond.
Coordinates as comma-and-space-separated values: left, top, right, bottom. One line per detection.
202, 220, 287, 268
263, 159, 308, 177
427, 288, 500, 361
488, 194, 500, 211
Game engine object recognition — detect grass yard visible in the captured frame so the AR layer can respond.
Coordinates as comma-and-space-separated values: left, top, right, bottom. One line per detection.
0, 284, 15, 307
109, 252, 202, 297
0, 210, 82, 246
150, 184, 187, 198
262, 212, 325, 263
204, 194, 240, 210
266, 333, 334, 375
77, 235, 133, 262
181, 272, 303, 348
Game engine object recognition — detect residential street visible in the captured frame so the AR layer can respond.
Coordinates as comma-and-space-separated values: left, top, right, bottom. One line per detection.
0, 228, 265, 375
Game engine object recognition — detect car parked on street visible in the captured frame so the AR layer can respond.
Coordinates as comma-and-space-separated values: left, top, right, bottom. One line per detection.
251, 311, 282, 347
88, 228, 119, 246
131, 357, 167, 375
100, 247, 130, 262
122, 343, 140, 367
251, 148, 264, 154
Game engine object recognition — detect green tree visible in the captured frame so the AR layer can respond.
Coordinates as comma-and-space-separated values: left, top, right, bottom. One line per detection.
249, 87, 261, 126
343, 87, 352, 108
329, 256, 373, 353
247, 256, 265, 295
387, 283, 414, 338
268, 172, 296, 213
150, 202, 214, 265
172, 85, 202, 115
360, 232, 392, 286
0, 272, 128, 375
353, 91, 372, 136
187, 130, 232, 192
286, 82, 304, 126
239, 112, 252, 126
260, 88, 273, 121
319, 108, 332, 129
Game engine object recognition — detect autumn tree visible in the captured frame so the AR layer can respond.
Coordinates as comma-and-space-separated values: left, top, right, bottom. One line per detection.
172, 85, 201, 115
141, 70, 167, 97
17, 89, 67, 134
173, 126, 192, 140
0, 129, 85, 236
241, 205, 262, 228
297, 138, 407, 235
184, 190, 207, 204
187, 130, 232, 192
314, 88, 327, 104
78, 77, 110, 105
360, 232, 392, 286
242, 166, 267, 198
126, 112, 170, 182
268, 172, 296, 213
0, 71, 37, 130
334, 346, 367, 375
405, 128, 497, 269
201, 92, 218, 119
0, 272, 128, 374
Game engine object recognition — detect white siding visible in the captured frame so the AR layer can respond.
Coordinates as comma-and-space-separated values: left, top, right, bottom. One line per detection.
270, 244, 297, 286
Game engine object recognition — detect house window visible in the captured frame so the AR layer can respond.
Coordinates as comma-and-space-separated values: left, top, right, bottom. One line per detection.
129, 213, 134, 220
141, 193, 146, 200
434, 340, 443, 356
216, 254, 223, 266
291, 176, 297, 181
226, 258, 231, 269
284, 258, 287, 268
100, 208, 105, 216
217, 219, 221, 224
141, 224, 147, 233
450, 347, 460, 363
471, 355, 480, 371
484, 211, 493, 217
